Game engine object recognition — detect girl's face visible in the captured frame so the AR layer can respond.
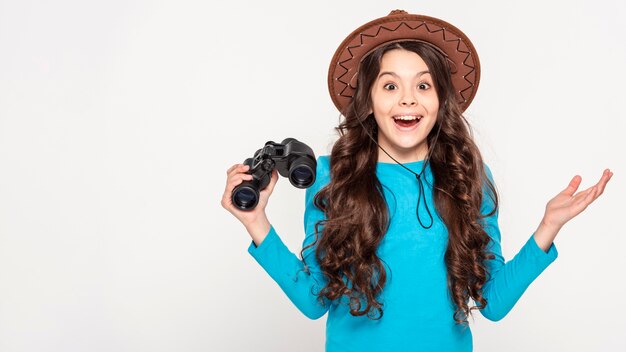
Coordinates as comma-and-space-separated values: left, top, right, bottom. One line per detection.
369, 49, 439, 163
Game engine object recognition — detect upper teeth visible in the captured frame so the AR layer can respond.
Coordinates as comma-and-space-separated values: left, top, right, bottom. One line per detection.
394, 115, 422, 121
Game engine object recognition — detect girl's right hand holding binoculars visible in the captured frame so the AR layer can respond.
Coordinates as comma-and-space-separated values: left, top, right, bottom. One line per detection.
221, 163, 278, 246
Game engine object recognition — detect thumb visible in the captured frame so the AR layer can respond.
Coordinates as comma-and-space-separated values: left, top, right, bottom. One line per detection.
264, 169, 279, 195
561, 175, 582, 197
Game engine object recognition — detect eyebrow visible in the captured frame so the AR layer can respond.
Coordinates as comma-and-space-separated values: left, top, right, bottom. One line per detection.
377, 70, 431, 79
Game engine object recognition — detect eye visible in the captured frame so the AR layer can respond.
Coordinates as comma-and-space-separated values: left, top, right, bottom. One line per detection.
383, 83, 397, 90
418, 82, 431, 90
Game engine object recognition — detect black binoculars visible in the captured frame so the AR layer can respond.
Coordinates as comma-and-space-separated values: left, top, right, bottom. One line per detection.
231, 138, 317, 211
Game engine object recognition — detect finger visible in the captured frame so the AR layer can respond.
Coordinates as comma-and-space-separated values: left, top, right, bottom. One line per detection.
225, 174, 254, 195
595, 169, 613, 197
261, 169, 279, 196
580, 186, 598, 204
562, 186, 596, 218
221, 183, 235, 209
561, 175, 582, 197
569, 186, 595, 205
569, 191, 593, 216
573, 174, 610, 215
578, 185, 598, 209
227, 164, 250, 179
226, 163, 246, 175
226, 164, 238, 174
221, 191, 234, 210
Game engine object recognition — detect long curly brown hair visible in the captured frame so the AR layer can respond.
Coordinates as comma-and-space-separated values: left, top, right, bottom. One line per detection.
301, 41, 498, 325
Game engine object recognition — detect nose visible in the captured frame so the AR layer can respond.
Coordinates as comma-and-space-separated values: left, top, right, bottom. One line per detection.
400, 91, 417, 107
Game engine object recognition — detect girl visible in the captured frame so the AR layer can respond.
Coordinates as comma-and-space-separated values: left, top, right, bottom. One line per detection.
221, 10, 612, 351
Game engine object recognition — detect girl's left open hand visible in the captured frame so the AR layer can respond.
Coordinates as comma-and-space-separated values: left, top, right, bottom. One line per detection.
542, 169, 614, 229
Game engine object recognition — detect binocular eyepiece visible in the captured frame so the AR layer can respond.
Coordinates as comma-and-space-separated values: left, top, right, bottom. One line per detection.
231, 138, 317, 211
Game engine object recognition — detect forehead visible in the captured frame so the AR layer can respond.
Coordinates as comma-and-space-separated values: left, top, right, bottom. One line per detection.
378, 49, 430, 75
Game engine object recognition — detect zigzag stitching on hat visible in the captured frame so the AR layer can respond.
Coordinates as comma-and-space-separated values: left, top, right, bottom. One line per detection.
335, 21, 476, 100
415, 26, 476, 102
458, 48, 475, 101
336, 22, 427, 97
439, 28, 476, 101
336, 22, 427, 96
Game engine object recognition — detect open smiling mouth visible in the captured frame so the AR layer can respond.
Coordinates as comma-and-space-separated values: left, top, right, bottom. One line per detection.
393, 115, 423, 129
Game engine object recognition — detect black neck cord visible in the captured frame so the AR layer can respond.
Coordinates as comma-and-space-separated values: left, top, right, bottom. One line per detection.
355, 111, 443, 229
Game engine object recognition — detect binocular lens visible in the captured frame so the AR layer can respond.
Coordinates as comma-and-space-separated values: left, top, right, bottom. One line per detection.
233, 187, 258, 210
291, 165, 314, 187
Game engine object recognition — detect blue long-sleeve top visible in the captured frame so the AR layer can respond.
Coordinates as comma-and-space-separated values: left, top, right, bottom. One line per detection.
248, 155, 558, 351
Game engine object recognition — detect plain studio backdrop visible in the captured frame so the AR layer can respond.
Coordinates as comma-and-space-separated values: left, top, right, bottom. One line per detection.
0, 0, 624, 351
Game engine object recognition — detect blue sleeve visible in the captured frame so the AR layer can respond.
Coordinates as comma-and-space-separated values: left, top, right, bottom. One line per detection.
246, 155, 331, 320
478, 164, 558, 321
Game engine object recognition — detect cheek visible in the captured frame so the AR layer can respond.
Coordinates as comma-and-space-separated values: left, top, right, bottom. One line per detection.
425, 94, 440, 111
430, 103, 440, 116
373, 114, 386, 128
371, 92, 393, 111
374, 101, 394, 116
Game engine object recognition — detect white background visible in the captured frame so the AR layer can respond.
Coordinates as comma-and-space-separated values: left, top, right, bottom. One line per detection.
1, 0, 624, 351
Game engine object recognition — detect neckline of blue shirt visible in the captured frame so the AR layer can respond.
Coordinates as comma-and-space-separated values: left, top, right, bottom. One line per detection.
377, 159, 426, 172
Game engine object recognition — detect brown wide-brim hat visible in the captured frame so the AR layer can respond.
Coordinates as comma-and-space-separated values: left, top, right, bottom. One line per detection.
328, 9, 480, 114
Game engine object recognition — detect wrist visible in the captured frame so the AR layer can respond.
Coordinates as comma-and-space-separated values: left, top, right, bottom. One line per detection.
534, 219, 561, 253
245, 216, 271, 247
540, 217, 562, 232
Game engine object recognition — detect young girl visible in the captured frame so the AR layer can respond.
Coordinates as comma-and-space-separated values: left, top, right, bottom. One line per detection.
221, 10, 612, 351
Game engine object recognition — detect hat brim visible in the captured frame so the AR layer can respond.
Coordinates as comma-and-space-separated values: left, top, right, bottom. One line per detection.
328, 11, 480, 114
